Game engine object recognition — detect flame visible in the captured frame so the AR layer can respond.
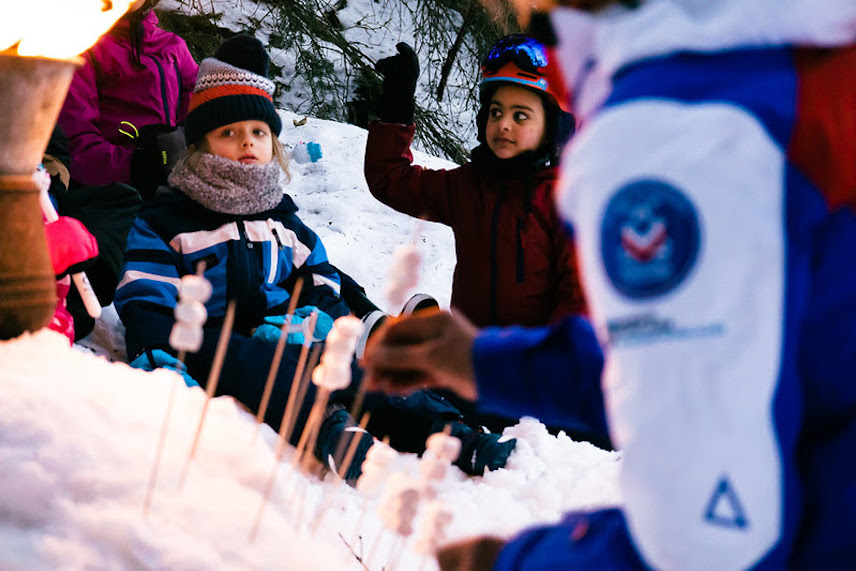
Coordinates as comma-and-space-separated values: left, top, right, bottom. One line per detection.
1, 0, 136, 59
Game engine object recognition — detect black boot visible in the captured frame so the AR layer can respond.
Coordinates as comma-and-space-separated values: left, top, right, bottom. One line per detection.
315, 405, 374, 482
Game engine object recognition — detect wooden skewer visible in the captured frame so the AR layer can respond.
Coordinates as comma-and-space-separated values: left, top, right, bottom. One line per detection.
310, 412, 372, 536
141, 350, 184, 516
387, 536, 406, 571
277, 313, 320, 453
179, 299, 236, 488
338, 411, 372, 481
350, 434, 391, 549
250, 322, 321, 542
253, 278, 304, 444
142, 261, 208, 515
293, 386, 332, 475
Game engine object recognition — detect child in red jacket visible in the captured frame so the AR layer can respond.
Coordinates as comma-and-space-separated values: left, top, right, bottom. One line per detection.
34, 163, 99, 344
364, 35, 584, 330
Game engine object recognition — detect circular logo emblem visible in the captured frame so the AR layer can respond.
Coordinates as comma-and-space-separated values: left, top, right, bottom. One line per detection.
601, 179, 700, 299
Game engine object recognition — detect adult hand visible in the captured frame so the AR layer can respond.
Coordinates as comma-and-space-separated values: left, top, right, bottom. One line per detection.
375, 42, 419, 124
361, 309, 479, 401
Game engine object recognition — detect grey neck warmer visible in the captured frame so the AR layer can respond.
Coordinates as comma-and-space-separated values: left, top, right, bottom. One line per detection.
168, 152, 283, 215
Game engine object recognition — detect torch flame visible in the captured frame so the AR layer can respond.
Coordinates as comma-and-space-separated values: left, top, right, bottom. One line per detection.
1, 0, 136, 59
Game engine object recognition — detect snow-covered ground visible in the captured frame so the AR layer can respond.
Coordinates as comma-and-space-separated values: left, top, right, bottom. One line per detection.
0, 111, 620, 569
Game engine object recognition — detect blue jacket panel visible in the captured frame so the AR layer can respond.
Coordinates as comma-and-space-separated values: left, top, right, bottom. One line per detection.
115, 188, 349, 360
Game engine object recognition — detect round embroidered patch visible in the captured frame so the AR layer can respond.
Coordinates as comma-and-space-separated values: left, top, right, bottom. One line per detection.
601, 179, 700, 299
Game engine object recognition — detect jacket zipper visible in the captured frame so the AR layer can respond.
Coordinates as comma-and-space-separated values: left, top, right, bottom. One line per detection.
235, 219, 258, 317
489, 186, 505, 324
516, 218, 525, 283
173, 61, 182, 122
147, 55, 171, 124
267, 219, 284, 285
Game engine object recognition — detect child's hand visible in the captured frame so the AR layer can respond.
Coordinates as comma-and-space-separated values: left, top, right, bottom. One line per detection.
375, 42, 419, 125
253, 306, 335, 345
129, 349, 200, 388
44, 216, 99, 278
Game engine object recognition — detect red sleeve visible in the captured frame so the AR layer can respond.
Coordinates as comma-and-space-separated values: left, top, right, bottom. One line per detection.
44, 216, 99, 277
363, 121, 460, 225
789, 46, 856, 211
57, 52, 135, 186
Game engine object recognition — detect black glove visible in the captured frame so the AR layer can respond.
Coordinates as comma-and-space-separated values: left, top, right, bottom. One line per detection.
130, 124, 187, 201
375, 42, 419, 125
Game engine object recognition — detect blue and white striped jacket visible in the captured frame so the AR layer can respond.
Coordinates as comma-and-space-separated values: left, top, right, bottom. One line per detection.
115, 188, 349, 359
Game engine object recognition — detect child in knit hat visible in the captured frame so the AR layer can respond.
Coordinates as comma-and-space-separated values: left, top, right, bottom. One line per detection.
115, 33, 355, 459
114, 34, 514, 479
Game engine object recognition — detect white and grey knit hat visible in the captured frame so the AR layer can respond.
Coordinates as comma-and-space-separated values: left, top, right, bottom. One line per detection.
184, 34, 282, 145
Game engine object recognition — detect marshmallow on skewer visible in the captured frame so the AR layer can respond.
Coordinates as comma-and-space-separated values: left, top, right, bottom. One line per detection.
377, 471, 421, 538
413, 500, 454, 556
144, 269, 211, 515
418, 432, 462, 499
356, 440, 398, 498
169, 274, 212, 353
385, 243, 421, 308
311, 315, 364, 391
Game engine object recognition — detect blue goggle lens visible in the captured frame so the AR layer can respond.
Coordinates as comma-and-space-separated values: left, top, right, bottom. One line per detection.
482, 35, 548, 73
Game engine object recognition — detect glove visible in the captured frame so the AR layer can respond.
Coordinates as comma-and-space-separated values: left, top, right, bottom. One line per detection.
253, 306, 335, 345
130, 124, 187, 201
291, 141, 323, 164
44, 216, 99, 278
375, 42, 419, 124
129, 349, 200, 388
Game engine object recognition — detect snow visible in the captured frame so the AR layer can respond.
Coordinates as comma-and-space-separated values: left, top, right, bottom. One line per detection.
1, 112, 620, 568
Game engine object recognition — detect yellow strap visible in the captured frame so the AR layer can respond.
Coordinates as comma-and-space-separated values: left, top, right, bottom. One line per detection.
118, 120, 139, 140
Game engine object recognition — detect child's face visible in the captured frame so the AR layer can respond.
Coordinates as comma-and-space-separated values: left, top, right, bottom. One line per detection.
485, 85, 546, 159
203, 120, 274, 166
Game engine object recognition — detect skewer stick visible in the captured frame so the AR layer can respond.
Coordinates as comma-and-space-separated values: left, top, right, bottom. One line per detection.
387, 536, 406, 571
253, 277, 304, 443
294, 387, 332, 474
142, 355, 181, 516
338, 411, 372, 481
250, 330, 321, 542
141, 261, 208, 515
310, 412, 372, 536
350, 435, 392, 549
348, 378, 369, 424
179, 299, 236, 487
277, 313, 320, 451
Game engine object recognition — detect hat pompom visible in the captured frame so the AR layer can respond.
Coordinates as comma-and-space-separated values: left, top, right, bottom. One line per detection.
215, 34, 270, 77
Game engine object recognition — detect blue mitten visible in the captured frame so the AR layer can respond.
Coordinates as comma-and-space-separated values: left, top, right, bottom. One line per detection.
293, 306, 334, 343
291, 141, 323, 164
129, 349, 200, 388
253, 314, 302, 344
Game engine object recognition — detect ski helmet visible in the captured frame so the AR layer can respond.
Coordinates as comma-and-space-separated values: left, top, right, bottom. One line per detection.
479, 34, 570, 114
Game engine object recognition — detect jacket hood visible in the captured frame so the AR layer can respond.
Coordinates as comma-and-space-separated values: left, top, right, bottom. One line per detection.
107, 10, 160, 45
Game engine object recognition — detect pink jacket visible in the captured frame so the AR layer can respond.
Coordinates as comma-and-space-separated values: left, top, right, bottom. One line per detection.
58, 11, 198, 186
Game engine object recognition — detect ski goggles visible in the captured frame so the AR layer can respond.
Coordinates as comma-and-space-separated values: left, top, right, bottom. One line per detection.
481, 35, 549, 75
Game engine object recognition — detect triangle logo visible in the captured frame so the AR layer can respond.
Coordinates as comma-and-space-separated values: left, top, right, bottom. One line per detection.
704, 475, 749, 530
